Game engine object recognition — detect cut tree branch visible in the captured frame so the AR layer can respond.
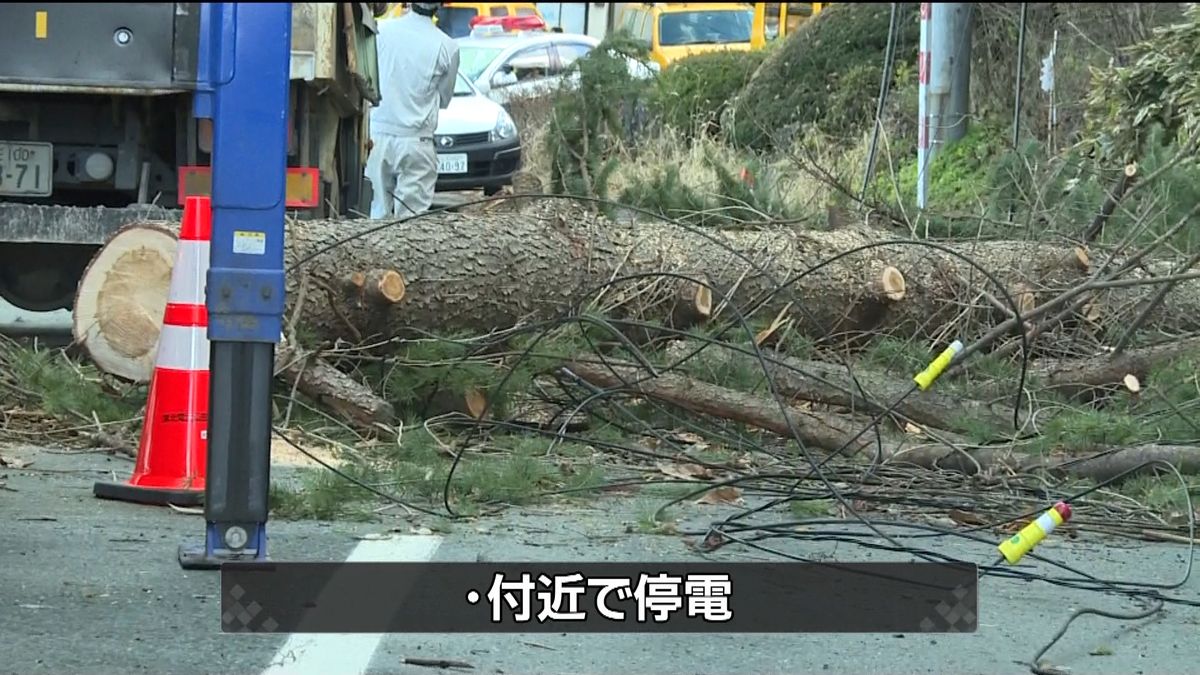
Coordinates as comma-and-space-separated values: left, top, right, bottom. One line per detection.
564, 360, 882, 456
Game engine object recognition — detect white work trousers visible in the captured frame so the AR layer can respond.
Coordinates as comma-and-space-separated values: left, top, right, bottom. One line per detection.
366, 134, 438, 219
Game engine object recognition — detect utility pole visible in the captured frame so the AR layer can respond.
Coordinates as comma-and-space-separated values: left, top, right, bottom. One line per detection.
917, 2, 974, 209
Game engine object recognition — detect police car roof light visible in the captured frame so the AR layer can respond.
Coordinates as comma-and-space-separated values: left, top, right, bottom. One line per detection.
469, 14, 548, 34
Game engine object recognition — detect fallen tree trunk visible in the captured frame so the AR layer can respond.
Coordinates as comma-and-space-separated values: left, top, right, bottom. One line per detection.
563, 360, 973, 462
283, 208, 1200, 350
887, 442, 1200, 483
75, 206, 1200, 408
961, 335, 1200, 402
1039, 335, 1200, 400
565, 359, 1200, 482
282, 210, 1103, 347
69, 223, 396, 430
275, 343, 395, 429
73, 222, 177, 382
564, 361, 882, 456
663, 341, 1016, 436
1049, 444, 1200, 483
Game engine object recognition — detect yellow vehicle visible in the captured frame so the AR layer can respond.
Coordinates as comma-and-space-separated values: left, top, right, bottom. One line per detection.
384, 3, 543, 38
619, 3, 825, 69
756, 2, 826, 47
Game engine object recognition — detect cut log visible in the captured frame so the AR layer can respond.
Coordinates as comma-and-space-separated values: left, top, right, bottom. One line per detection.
1011, 283, 1036, 316
672, 279, 712, 328
72, 225, 395, 429
1082, 163, 1138, 243
1072, 246, 1090, 272
276, 208, 1200, 349
75, 206, 1200, 372
347, 269, 406, 306
465, 388, 487, 419
72, 222, 178, 383
664, 341, 1016, 436
565, 360, 883, 456
874, 266, 906, 302
891, 442, 1200, 482
275, 343, 395, 429
420, 387, 490, 420
1038, 335, 1200, 401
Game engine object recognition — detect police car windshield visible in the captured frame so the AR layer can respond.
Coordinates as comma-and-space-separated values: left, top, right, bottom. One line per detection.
454, 73, 474, 96
658, 9, 755, 46
459, 46, 506, 80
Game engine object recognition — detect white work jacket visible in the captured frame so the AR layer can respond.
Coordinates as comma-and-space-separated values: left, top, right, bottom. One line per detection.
370, 12, 460, 140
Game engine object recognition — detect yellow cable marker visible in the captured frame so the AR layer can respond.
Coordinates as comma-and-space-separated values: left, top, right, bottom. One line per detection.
997, 502, 1073, 565
912, 339, 963, 391
35, 11, 48, 39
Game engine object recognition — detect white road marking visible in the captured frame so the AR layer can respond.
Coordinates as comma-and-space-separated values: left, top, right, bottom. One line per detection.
260, 535, 443, 675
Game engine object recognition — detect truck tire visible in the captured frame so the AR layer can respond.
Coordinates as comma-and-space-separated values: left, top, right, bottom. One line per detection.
0, 243, 97, 312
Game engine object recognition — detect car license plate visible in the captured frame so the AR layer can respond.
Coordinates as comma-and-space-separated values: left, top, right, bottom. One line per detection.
437, 153, 468, 175
0, 141, 53, 197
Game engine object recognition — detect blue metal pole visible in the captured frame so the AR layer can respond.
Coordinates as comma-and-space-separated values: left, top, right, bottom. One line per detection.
179, 1, 292, 570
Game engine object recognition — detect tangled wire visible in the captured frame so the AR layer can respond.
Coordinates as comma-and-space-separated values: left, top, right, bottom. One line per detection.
271, 191, 1197, 675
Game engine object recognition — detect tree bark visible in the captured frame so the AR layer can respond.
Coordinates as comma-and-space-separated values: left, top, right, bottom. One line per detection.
564, 360, 914, 457
275, 344, 395, 429
564, 358, 1200, 482
890, 442, 1200, 482
964, 335, 1200, 402
1039, 335, 1200, 400
1051, 444, 1200, 483
77, 207, 1200, 372
664, 341, 1016, 436
280, 208, 1200, 349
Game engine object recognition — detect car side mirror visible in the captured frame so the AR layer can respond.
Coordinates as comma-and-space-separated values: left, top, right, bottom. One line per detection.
492, 71, 519, 88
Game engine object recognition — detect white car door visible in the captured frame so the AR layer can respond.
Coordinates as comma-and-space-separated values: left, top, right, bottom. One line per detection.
553, 41, 658, 91
485, 44, 560, 105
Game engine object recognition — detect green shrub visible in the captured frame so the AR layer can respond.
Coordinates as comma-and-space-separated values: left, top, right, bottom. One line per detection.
652, 50, 767, 138
1085, 4, 1200, 162
871, 122, 1011, 215
728, 3, 919, 152
617, 142, 804, 228
545, 31, 653, 200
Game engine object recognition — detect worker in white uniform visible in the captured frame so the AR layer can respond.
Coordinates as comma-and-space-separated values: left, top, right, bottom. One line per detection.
366, 2, 460, 218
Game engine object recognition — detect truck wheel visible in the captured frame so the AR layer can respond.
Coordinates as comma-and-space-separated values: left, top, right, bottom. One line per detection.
0, 243, 96, 313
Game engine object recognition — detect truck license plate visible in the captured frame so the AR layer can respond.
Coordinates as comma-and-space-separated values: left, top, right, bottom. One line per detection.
0, 141, 53, 197
437, 153, 468, 175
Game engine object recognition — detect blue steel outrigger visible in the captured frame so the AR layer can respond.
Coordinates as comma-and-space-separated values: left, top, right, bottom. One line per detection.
179, 2, 291, 570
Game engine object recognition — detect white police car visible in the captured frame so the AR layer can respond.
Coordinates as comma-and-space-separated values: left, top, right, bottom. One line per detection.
457, 27, 657, 107
433, 72, 521, 196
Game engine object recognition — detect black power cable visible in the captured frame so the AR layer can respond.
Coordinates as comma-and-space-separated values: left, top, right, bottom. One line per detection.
277, 190, 1193, 674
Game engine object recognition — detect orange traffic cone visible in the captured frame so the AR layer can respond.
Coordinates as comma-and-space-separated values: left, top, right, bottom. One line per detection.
94, 196, 212, 506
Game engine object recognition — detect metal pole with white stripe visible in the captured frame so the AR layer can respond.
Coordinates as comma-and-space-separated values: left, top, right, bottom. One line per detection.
916, 2, 932, 209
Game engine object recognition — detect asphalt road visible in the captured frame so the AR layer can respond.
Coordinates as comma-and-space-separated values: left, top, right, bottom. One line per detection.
2, 443, 1197, 675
